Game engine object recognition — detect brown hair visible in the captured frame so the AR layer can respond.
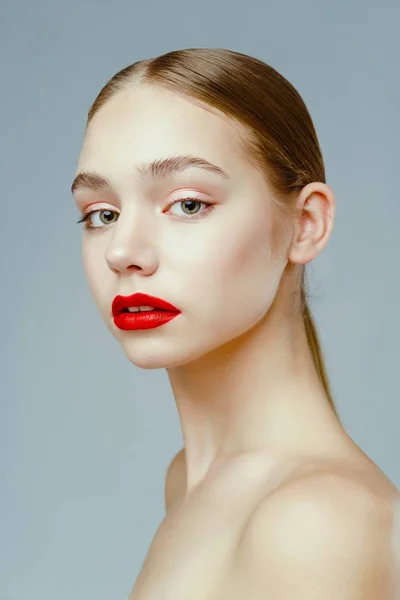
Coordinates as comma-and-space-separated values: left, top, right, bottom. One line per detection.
85, 47, 340, 421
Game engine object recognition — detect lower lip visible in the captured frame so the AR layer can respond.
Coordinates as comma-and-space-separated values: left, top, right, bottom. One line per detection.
114, 310, 180, 330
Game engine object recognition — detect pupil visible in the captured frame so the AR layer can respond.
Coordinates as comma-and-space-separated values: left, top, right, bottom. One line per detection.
101, 210, 115, 224
183, 200, 199, 214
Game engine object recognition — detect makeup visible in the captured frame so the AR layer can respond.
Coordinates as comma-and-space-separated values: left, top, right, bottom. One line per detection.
112, 292, 181, 331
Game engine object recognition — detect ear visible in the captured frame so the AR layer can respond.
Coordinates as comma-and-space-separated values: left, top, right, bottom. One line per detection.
288, 182, 336, 266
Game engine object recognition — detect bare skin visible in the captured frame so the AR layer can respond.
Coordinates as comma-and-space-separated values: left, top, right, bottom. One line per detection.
127, 446, 399, 599
72, 83, 400, 598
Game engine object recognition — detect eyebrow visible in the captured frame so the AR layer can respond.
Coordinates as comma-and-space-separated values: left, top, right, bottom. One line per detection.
70, 155, 230, 194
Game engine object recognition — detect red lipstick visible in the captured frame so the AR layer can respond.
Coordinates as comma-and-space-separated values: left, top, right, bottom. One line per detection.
112, 292, 181, 331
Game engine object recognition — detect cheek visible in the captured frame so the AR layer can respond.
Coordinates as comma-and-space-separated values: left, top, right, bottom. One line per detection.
170, 215, 277, 316
224, 213, 274, 286
217, 233, 276, 315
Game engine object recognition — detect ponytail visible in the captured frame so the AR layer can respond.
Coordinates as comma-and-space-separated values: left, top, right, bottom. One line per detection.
302, 296, 341, 421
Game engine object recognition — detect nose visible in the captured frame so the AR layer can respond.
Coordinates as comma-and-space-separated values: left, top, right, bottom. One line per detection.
105, 213, 159, 277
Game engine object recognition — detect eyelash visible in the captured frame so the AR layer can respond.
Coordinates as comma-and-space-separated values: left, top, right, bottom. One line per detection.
76, 198, 216, 231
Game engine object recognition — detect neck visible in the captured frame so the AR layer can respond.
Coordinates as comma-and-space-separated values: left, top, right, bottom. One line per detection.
166, 306, 347, 494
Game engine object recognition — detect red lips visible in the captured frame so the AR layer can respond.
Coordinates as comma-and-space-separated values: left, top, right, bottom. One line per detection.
111, 292, 181, 331
112, 292, 180, 317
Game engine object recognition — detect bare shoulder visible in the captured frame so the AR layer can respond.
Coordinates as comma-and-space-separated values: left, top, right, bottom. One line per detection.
236, 467, 399, 599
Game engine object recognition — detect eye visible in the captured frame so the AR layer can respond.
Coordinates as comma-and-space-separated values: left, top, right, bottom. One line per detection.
166, 198, 213, 219
77, 209, 119, 229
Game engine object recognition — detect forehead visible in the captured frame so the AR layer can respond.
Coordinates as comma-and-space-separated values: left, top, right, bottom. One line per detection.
78, 83, 251, 178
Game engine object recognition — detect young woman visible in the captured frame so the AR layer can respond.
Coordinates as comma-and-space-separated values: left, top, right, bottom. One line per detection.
71, 48, 400, 599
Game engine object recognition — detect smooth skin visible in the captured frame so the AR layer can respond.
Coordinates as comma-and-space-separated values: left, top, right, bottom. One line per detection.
73, 83, 400, 599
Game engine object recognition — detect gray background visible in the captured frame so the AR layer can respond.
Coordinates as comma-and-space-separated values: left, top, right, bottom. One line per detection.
1, 0, 399, 598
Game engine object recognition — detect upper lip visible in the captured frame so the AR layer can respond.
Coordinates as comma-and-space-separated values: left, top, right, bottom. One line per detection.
112, 292, 180, 316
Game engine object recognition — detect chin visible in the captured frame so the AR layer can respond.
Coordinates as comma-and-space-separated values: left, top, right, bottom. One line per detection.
122, 347, 181, 370
113, 331, 227, 370
121, 345, 208, 370
105, 312, 266, 370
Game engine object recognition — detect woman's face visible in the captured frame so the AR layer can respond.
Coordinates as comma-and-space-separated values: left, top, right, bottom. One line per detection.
72, 83, 289, 369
